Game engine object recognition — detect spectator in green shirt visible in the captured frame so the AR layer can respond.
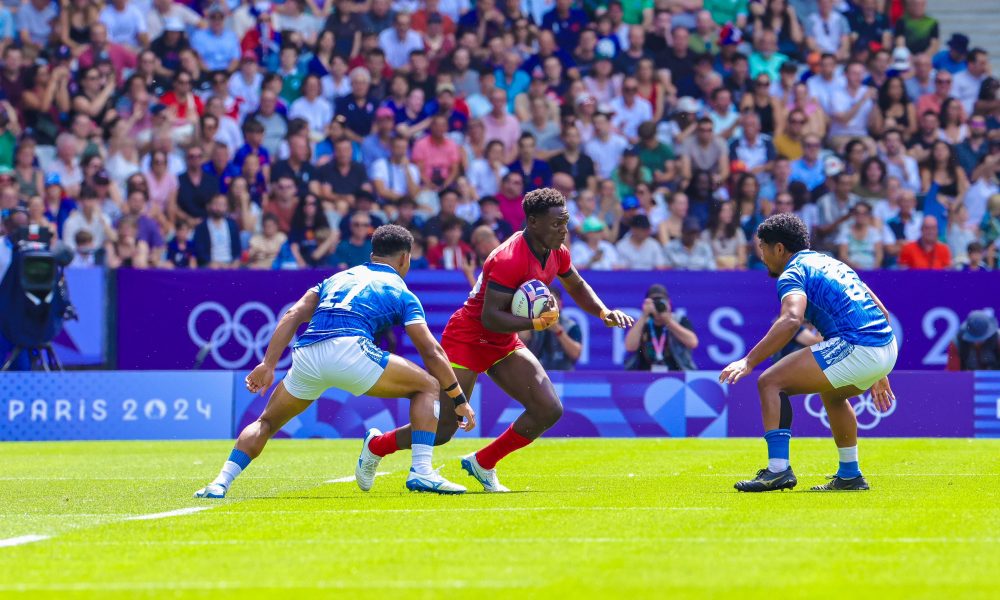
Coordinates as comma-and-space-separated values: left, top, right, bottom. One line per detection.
893, 0, 940, 56
705, 0, 748, 28
636, 121, 677, 186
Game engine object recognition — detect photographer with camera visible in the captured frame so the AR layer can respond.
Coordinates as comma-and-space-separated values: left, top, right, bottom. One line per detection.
624, 284, 699, 372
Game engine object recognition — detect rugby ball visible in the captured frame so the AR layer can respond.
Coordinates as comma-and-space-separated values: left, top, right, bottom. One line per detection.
511, 279, 552, 319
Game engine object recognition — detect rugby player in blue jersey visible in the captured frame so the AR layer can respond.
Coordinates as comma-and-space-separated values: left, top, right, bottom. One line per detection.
720, 213, 898, 492
194, 225, 476, 498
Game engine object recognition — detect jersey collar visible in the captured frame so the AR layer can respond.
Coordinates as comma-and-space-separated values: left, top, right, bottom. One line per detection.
366, 261, 399, 275
522, 230, 551, 269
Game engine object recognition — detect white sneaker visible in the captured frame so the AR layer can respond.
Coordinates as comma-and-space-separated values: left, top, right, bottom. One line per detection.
405, 467, 466, 494
355, 428, 383, 492
193, 483, 227, 498
460, 453, 510, 493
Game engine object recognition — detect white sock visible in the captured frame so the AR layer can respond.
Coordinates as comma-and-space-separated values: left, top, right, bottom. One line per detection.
411, 444, 433, 475
838, 446, 859, 463
211, 461, 243, 489
768, 458, 789, 473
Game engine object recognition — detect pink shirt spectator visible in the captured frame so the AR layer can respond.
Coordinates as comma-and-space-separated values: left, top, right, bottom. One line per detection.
482, 113, 522, 162
411, 135, 461, 184
145, 170, 178, 215
496, 192, 525, 229
78, 44, 137, 86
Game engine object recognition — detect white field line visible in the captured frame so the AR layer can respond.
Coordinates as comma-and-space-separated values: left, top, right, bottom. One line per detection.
324, 471, 392, 484
124, 507, 213, 522
0, 473, 986, 481
61, 536, 1000, 547
0, 535, 50, 548
185, 506, 721, 515
0, 580, 536, 592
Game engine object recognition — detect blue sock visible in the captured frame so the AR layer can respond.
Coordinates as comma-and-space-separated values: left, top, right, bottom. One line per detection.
764, 429, 791, 473
837, 446, 861, 479
411, 430, 435, 475
212, 448, 252, 489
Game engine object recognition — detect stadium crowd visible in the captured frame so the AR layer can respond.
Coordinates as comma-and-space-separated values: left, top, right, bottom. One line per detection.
0, 0, 998, 275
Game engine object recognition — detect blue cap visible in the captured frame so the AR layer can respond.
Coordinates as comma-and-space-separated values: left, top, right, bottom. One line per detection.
621, 195, 639, 210
44, 173, 61, 187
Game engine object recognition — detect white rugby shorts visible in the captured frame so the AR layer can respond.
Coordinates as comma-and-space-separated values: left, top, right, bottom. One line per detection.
811, 336, 898, 391
282, 336, 389, 400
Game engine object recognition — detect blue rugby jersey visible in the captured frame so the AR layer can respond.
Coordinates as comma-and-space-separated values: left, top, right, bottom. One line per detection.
294, 262, 426, 348
776, 251, 894, 347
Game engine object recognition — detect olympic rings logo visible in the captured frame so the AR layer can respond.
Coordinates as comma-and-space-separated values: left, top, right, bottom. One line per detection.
803, 392, 897, 431
187, 301, 295, 369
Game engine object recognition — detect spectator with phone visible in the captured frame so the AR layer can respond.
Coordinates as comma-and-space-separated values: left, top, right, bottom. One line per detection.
623, 284, 699, 371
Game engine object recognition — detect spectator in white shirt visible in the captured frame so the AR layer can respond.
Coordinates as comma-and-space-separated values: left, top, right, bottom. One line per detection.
880, 128, 922, 192
664, 217, 716, 270
953, 48, 990, 116
615, 215, 665, 270
610, 77, 654, 143
229, 55, 263, 115
371, 136, 421, 205
467, 140, 510, 197
571, 216, 622, 270
99, 0, 148, 50
806, 53, 847, 114
807, 0, 849, 60
378, 12, 424, 70
584, 112, 629, 179
289, 75, 334, 139
147, 0, 203, 41
63, 187, 115, 251
829, 61, 876, 150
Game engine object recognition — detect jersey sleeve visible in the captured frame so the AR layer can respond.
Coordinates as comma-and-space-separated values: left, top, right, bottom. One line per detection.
556, 245, 574, 277
399, 287, 426, 326
484, 250, 522, 292
776, 264, 808, 301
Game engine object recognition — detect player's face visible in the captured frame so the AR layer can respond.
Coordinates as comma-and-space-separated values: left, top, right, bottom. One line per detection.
532, 206, 571, 250
759, 241, 787, 278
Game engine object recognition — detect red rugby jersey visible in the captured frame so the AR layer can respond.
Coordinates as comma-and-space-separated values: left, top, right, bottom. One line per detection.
457, 231, 573, 344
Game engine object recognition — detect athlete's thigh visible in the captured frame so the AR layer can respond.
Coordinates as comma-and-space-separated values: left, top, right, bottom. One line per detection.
760, 346, 837, 395
257, 381, 312, 431
365, 354, 434, 398
820, 384, 865, 408
486, 348, 559, 409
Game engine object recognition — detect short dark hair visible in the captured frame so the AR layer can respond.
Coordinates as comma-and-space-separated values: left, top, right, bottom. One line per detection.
371, 224, 413, 257
243, 119, 264, 135
523, 187, 566, 218
756, 213, 810, 253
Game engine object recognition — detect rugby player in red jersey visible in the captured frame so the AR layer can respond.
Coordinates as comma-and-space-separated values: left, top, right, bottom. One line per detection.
354, 187, 633, 492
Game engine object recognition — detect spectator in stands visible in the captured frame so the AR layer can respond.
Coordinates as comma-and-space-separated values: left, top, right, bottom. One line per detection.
193, 194, 240, 269
427, 218, 473, 270
899, 215, 952, 269
509, 132, 553, 192
658, 192, 690, 246
330, 212, 373, 270
947, 310, 1000, 370
288, 193, 336, 269
894, 0, 940, 56
550, 125, 597, 192
496, 171, 526, 229
880, 128, 921, 192
63, 186, 114, 251
121, 188, 164, 267
247, 213, 286, 270
814, 172, 859, 254
623, 283, 698, 371
571, 215, 621, 270
664, 216, 716, 270
679, 117, 730, 185
191, 7, 240, 73
615, 214, 665, 270
586, 111, 630, 180
519, 287, 582, 371
704, 201, 747, 270
412, 115, 461, 193
472, 195, 514, 243
953, 48, 990, 116
837, 201, 884, 270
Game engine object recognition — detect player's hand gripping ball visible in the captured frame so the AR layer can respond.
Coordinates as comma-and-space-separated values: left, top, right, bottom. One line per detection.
512, 279, 559, 330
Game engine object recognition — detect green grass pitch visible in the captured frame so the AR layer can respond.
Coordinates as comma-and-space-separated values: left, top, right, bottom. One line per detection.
1, 438, 999, 598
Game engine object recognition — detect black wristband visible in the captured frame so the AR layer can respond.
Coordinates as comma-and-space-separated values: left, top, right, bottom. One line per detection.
452, 392, 468, 407
444, 382, 459, 393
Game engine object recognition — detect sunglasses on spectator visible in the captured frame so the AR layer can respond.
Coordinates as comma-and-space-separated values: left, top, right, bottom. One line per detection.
187, 153, 203, 160
352, 221, 371, 227
790, 118, 806, 125
775, 200, 793, 206
936, 77, 951, 84
756, 80, 770, 87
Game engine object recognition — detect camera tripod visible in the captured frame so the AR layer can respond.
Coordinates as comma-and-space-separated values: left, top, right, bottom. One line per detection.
1, 344, 63, 371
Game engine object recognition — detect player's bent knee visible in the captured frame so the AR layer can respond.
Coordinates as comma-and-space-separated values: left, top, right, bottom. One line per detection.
534, 398, 564, 428
434, 426, 457, 446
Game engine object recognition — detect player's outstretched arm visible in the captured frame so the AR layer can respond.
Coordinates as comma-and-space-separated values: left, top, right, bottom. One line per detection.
405, 322, 476, 432
720, 293, 806, 384
246, 291, 319, 395
559, 267, 634, 329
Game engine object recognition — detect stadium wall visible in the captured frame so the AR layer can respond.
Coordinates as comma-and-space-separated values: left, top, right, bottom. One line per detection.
2, 371, 998, 441
114, 269, 996, 371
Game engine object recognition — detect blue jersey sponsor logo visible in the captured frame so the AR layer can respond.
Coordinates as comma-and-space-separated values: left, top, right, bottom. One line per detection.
294, 263, 426, 349
776, 251, 894, 347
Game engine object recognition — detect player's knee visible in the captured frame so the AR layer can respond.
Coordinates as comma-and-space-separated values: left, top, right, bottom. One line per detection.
422, 371, 440, 397
757, 371, 779, 395
535, 398, 564, 428
434, 426, 457, 446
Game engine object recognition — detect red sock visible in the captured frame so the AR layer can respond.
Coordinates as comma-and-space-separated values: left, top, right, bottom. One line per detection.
475, 425, 532, 470
368, 429, 401, 457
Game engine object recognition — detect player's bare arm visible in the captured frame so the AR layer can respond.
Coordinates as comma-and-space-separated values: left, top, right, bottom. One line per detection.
559, 266, 634, 329
481, 283, 558, 333
246, 290, 319, 395
406, 322, 477, 432
720, 293, 806, 385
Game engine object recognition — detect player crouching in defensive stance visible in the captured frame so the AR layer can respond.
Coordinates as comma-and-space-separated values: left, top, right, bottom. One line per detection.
357, 188, 634, 492
195, 225, 476, 498
720, 213, 897, 492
